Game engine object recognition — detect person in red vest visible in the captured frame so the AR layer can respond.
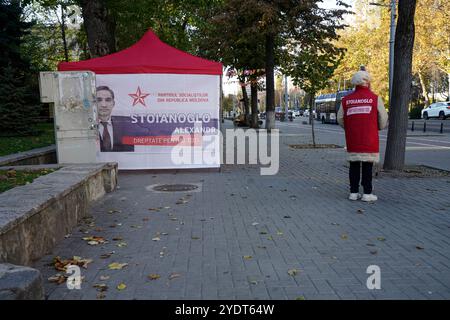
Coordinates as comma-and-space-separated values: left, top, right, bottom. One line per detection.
337, 69, 388, 202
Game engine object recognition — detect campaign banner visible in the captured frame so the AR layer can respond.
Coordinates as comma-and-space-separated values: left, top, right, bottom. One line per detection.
95, 74, 220, 169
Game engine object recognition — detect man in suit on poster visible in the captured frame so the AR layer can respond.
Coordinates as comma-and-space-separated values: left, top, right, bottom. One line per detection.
96, 86, 135, 152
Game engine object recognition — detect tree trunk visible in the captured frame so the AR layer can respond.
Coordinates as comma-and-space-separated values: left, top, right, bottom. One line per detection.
60, 5, 69, 62
418, 70, 430, 107
383, 0, 417, 171
79, 0, 116, 58
250, 82, 259, 129
265, 34, 275, 131
241, 84, 250, 126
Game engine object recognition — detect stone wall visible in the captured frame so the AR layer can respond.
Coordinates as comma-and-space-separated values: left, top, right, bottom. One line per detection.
0, 163, 117, 266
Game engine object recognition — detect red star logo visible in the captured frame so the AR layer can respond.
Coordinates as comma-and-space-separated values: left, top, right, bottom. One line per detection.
128, 86, 150, 106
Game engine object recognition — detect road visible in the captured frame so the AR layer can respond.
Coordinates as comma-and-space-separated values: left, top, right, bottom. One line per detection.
408, 119, 449, 134
267, 117, 450, 171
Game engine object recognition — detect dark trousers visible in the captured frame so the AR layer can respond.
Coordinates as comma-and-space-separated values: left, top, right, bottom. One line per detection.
349, 161, 373, 194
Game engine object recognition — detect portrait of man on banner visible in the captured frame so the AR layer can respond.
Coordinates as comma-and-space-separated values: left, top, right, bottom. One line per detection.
96, 86, 135, 152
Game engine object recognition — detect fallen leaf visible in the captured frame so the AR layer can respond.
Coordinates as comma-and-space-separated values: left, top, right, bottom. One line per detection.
341, 234, 348, 240
100, 252, 115, 259
96, 292, 106, 299
148, 274, 161, 280
377, 237, 386, 242
117, 283, 127, 290
93, 283, 108, 292
48, 274, 66, 284
267, 236, 273, 241
288, 269, 300, 276
108, 262, 128, 270
99, 276, 110, 281
168, 273, 181, 280
243, 255, 252, 260
191, 236, 200, 240
117, 242, 127, 248
53, 256, 93, 271
6, 170, 16, 177
148, 208, 160, 212
130, 225, 142, 229
82, 236, 107, 245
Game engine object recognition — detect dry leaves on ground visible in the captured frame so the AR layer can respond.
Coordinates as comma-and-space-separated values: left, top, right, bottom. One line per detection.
93, 283, 108, 292
53, 256, 93, 271
168, 273, 182, 280
288, 269, 300, 276
100, 252, 115, 259
108, 262, 128, 270
148, 274, 161, 280
108, 209, 122, 214
82, 236, 107, 245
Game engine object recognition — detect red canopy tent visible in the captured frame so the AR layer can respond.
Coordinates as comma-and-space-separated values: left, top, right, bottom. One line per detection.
58, 29, 222, 75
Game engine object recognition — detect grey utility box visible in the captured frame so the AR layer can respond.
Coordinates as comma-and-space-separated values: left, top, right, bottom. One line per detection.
39, 71, 98, 164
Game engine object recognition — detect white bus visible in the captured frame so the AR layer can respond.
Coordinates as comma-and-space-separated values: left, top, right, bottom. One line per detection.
315, 90, 353, 124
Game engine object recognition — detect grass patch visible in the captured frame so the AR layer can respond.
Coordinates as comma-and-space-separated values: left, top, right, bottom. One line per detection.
0, 122, 55, 156
0, 168, 56, 193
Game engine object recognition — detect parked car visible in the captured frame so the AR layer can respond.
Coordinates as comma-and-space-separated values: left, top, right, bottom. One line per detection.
421, 101, 450, 120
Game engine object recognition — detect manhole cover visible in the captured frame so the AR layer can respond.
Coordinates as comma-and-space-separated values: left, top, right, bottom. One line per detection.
153, 184, 199, 192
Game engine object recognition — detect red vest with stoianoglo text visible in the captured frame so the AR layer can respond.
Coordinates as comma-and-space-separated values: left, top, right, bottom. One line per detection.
342, 86, 379, 153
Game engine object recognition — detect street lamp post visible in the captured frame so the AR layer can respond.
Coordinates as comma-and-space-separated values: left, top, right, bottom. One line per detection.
284, 74, 289, 121
370, 0, 397, 105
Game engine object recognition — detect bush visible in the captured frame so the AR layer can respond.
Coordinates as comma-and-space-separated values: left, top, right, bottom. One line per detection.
409, 105, 423, 119
0, 65, 38, 136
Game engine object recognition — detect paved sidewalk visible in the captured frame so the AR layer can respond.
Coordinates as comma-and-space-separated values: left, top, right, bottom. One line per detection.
34, 122, 450, 300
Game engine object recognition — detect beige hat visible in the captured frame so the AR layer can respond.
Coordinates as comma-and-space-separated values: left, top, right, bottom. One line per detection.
351, 70, 371, 86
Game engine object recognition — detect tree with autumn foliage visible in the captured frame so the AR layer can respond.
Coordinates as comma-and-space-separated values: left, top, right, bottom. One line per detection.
194, 0, 267, 128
